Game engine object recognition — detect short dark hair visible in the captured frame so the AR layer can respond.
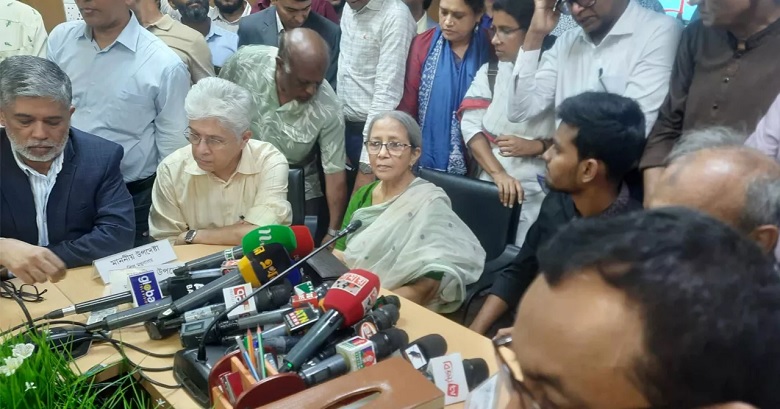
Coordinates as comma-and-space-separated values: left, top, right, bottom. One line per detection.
492, 0, 535, 31
538, 207, 780, 408
557, 92, 646, 182
423, 0, 432, 10
460, 0, 485, 15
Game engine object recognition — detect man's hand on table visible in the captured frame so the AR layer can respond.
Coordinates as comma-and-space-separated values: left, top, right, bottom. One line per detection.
0, 238, 67, 284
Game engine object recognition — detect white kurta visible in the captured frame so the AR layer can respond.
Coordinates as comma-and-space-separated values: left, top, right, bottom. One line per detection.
461, 61, 556, 246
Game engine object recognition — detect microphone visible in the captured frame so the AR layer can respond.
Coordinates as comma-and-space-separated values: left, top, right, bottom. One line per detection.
85, 296, 174, 331
426, 354, 489, 404
193, 219, 363, 362
172, 245, 243, 276
241, 225, 297, 256
373, 295, 401, 311
216, 306, 294, 334
280, 269, 381, 372
289, 225, 315, 260
353, 304, 400, 339
158, 243, 293, 319
298, 328, 408, 386
256, 335, 302, 354
402, 334, 448, 371
254, 281, 293, 311
42, 270, 223, 320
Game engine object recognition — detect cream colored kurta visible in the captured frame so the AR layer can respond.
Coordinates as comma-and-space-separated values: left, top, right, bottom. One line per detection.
148, 139, 292, 240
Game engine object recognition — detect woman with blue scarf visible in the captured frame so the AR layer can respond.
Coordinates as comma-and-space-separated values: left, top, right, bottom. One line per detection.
397, 0, 492, 175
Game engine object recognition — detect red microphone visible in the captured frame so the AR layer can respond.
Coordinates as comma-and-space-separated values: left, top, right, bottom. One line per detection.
279, 270, 380, 372
289, 226, 315, 260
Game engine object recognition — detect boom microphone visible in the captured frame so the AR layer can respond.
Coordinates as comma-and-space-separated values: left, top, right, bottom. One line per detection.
280, 269, 380, 372
158, 243, 293, 319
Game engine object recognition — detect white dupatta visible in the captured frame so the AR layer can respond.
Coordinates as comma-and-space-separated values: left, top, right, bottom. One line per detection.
342, 178, 486, 313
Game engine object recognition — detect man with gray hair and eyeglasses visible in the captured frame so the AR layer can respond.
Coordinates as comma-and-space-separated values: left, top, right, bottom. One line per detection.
148, 77, 292, 245
0, 56, 135, 284
646, 127, 780, 261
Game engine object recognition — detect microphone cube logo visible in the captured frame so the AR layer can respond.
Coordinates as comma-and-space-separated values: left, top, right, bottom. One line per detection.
284, 306, 319, 332
336, 336, 376, 371
223, 283, 257, 320
331, 272, 369, 296
128, 271, 162, 306
443, 361, 459, 397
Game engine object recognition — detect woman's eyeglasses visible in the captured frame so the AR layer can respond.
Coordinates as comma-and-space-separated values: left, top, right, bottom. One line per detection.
493, 334, 543, 409
489, 26, 523, 41
364, 141, 413, 156
553, 0, 598, 15
0, 281, 48, 303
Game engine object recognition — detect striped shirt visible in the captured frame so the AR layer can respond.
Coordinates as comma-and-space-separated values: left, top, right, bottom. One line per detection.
11, 152, 65, 246
337, 0, 415, 138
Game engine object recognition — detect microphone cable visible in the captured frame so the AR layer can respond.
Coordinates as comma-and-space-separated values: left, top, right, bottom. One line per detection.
0, 280, 37, 337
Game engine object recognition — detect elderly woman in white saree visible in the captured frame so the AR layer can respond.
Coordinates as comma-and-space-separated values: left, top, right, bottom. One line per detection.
458, 0, 556, 246
333, 111, 485, 313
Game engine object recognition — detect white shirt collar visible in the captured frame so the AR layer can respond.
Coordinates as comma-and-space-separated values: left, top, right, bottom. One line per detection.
275, 9, 284, 33
12, 149, 65, 179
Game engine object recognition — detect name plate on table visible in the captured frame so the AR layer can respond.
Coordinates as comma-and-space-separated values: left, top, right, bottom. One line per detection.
93, 240, 177, 283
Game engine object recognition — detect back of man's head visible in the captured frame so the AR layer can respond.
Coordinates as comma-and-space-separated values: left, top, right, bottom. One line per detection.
557, 92, 646, 184
277, 28, 330, 76
650, 127, 780, 255
535, 207, 780, 408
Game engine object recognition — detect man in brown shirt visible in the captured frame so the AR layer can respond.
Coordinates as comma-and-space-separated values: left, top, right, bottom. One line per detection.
640, 0, 780, 202
132, 0, 215, 83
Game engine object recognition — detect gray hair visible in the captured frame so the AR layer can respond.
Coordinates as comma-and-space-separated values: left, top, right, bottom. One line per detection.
741, 177, 780, 233
0, 55, 72, 108
665, 126, 780, 232
665, 126, 746, 165
184, 77, 254, 138
367, 111, 422, 148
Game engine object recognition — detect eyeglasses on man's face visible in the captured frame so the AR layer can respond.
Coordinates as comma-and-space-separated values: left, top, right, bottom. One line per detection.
364, 140, 413, 156
185, 129, 232, 149
493, 334, 543, 409
553, 0, 598, 15
0, 281, 48, 303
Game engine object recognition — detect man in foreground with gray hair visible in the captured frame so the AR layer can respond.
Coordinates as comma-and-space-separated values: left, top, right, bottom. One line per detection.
0, 56, 135, 283
646, 127, 780, 261
148, 77, 292, 246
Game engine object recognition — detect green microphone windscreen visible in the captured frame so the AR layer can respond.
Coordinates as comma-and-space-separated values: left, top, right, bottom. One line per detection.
241, 225, 297, 255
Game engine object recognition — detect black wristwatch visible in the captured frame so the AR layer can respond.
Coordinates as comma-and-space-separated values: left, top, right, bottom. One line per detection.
184, 230, 198, 244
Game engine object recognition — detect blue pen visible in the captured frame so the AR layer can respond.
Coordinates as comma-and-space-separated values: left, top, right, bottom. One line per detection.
234, 336, 261, 381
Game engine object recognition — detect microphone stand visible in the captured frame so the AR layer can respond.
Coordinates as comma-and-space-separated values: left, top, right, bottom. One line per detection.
195, 220, 362, 362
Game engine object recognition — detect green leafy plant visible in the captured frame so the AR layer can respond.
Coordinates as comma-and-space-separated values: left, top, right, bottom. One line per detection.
0, 329, 158, 409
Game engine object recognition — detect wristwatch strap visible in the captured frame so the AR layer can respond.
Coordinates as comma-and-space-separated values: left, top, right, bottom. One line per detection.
327, 228, 339, 237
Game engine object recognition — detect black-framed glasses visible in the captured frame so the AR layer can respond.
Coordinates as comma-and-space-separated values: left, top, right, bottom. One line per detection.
364, 141, 413, 156
0, 281, 48, 303
493, 334, 542, 409
489, 25, 524, 41
553, 0, 597, 15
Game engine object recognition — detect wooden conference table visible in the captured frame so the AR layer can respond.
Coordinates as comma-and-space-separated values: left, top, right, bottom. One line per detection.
0, 245, 500, 408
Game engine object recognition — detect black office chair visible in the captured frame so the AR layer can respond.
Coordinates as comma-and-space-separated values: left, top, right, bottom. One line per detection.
287, 167, 306, 226
418, 168, 521, 324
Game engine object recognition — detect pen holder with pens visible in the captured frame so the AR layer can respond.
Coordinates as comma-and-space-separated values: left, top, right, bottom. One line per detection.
208, 350, 306, 409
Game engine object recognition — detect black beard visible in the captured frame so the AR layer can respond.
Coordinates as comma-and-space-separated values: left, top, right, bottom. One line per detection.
177, 0, 210, 21
214, 0, 245, 14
